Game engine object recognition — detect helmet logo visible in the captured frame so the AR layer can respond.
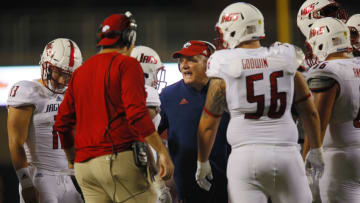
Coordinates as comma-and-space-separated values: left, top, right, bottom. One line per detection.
102, 25, 110, 33
183, 42, 191, 48
46, 43, 53, 57
309, 26, 326, 39
301, 3, 316, 16
221, 13, 240, 24
139, 53, 158, 64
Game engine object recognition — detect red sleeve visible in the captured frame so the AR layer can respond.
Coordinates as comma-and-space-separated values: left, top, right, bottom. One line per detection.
120, 58, 156, 138
53, 74, 76, 149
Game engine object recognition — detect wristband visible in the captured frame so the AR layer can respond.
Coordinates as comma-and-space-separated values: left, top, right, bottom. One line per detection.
203, 107, 222, 118
16, 167, 33, 189
310, 147, 324, 155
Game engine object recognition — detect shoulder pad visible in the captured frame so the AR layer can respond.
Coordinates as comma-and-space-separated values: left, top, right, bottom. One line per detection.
7, 80, 41, 107
206, 50, 243, 79
269, 42, 297, 73
270, 42, 296, 55
307, 76, 337, 92
206, 51, 225, 79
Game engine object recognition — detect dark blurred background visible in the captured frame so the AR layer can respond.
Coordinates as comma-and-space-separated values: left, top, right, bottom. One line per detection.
0, 0, 359, 202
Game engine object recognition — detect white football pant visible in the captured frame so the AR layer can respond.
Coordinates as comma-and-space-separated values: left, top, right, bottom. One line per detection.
227, 144, 312, 203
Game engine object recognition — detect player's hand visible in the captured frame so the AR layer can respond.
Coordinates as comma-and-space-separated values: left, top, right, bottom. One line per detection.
158, 152, 174, 181
195, 160, 213, 191
306, 169, 321, 202
21, 186, 38, 203
305, 147, 324, 180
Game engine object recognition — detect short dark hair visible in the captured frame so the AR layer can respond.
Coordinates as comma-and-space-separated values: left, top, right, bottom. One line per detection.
100, 37, 128, 49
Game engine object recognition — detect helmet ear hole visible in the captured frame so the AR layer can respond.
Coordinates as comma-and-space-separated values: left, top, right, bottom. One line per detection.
240, 13, 245, 20
230, 31, 236, 37
318, 44, 323, 51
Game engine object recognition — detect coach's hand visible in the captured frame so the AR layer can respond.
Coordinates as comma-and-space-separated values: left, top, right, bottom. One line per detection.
195, 160, 213, 191
305, 147, 324, 180
22, 186, 39, 203
158, 152, 174, 181
145, 132, 174, 181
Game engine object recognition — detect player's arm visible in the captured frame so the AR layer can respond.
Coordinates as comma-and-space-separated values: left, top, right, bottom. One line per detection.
7, 105, 33, 170
8, 105, 39, 202
196, 78, 226, 191
144, 131, 174, 180
197, 78, 226, 162
302, 75, 339, 158
293, 72, 322, 151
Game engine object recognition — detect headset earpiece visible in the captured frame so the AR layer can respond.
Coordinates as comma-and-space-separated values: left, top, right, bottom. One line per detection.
121, 11, 137, 47
199, 40, 216, 55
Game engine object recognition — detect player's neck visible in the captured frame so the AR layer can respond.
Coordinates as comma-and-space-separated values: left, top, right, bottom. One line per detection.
326, 52, 352, 61
37, 79, 45, 85
236, 40, 261, 49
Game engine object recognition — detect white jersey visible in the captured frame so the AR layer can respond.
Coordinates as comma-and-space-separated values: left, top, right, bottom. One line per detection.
145, 85, 161, 129
7, 80, 67, 173
207, 42, 299, 148
307, 58, 360, 148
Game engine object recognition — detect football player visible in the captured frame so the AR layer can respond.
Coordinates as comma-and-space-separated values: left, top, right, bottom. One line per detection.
306, 17, 360, 203
297, 2, 349, 201
7, 38, 83, 203
297, 0, 348, 39
130, 45, 172, 203
347, 14, 360, 57
195, 2, 324, 203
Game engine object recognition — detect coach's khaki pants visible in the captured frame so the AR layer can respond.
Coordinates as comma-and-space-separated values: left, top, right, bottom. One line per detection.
74, 151, 157, 203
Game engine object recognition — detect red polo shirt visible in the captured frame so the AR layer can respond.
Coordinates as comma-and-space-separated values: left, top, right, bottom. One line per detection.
54, 52, 155, 162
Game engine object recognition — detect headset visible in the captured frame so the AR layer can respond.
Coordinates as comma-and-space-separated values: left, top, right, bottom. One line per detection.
200, 40, 216, 54
177, 40, 216, 72
97, 11, 137, 48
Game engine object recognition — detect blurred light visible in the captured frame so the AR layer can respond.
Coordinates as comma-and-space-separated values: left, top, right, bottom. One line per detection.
0, 63, 182, 106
